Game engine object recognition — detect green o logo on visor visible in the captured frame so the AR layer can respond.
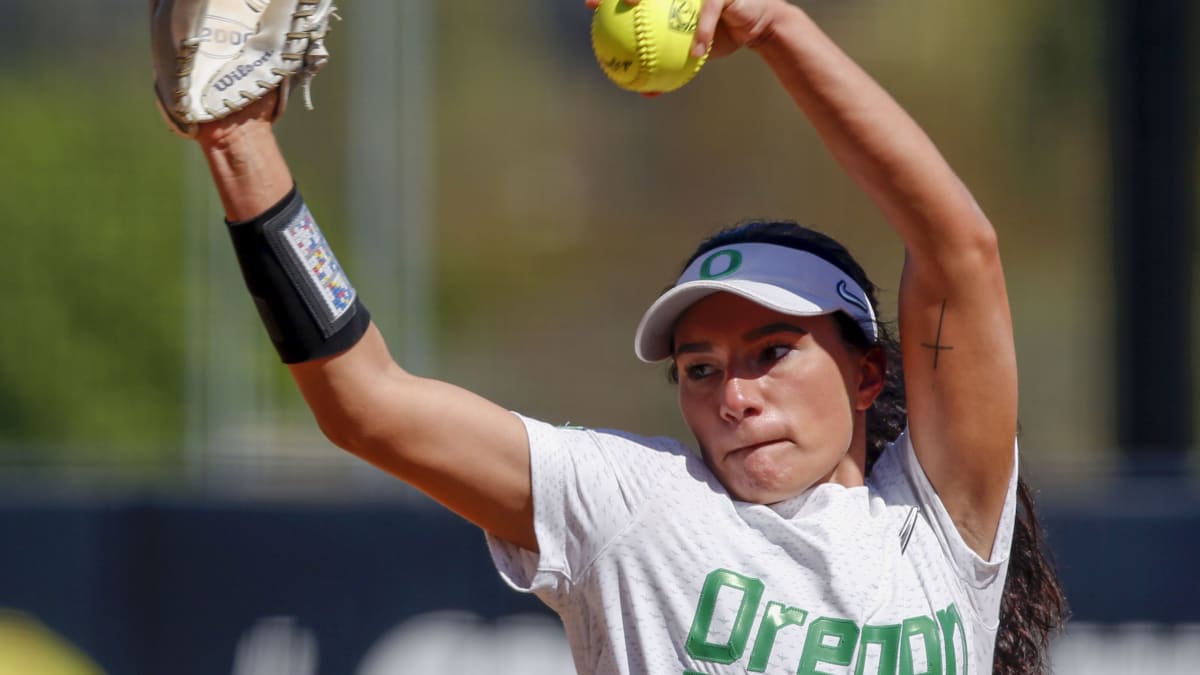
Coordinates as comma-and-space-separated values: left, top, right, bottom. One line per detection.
699, 249, 743, 279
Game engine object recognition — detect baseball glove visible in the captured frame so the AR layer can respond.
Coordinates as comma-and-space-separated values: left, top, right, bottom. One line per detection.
150, 0, 338, 137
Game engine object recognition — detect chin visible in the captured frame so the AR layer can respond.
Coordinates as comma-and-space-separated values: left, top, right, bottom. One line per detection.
728, 476, 809, 505
739, 459, 812, 501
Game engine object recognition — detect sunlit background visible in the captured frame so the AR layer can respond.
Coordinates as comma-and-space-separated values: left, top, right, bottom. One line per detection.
1, 1, 1196, 673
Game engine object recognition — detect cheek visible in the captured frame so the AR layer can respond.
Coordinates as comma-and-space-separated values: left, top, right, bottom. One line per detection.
777, 360, 857, 438
780, 353, 851, 404
679, 387, 717, 438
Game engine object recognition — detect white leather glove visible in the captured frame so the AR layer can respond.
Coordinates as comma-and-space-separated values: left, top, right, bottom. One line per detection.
150, 0, 338, 137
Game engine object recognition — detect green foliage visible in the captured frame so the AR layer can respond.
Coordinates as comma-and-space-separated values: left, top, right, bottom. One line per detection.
0, 1, 1151, 483
0, 67, 186, 466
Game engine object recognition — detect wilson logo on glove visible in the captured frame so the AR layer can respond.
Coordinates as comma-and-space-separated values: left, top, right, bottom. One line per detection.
215, 53, 275, 92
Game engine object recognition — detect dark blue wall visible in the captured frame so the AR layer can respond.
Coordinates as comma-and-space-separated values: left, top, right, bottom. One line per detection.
0, 489, 1196, 675
1040, 487, 1200, 624
0, 499, 549, 675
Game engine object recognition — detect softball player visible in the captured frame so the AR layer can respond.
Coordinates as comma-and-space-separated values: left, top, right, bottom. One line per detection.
151, 0, 1066, 672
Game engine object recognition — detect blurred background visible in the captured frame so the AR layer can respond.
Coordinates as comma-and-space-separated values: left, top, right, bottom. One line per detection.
1, 0, 1197, 673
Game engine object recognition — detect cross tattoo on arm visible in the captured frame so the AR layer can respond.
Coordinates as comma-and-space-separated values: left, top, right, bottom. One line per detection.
921, 299, 954, 369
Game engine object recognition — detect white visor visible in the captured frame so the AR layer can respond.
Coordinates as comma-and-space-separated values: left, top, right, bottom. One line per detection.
634, 243, 878, 362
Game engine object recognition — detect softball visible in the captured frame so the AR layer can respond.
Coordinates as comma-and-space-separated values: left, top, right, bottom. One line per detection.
591, 0, 711, 95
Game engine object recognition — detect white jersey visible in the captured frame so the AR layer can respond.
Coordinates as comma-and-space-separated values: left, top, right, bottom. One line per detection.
487, 415, 1017, 675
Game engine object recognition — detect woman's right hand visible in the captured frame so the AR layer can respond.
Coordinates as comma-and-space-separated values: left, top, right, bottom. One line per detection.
583, 0, 790, 60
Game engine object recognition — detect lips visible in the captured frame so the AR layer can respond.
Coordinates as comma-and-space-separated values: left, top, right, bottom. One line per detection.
728, 439, 786, 456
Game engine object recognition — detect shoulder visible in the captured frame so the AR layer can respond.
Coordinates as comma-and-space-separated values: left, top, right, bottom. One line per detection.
518, 414, 693, 460
864, 428, 916, 503
517, 413, 718, 491
871, 425, 1018, 591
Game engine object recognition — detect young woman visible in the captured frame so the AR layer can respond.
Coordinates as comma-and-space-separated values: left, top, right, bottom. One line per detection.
156, 0, 1066, 672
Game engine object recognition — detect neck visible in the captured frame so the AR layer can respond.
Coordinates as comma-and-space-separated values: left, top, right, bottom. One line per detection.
824, 415, 869, 488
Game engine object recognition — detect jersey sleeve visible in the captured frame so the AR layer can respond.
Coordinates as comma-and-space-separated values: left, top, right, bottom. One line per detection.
876, 428, 1019, 620
485, 413, 693, 612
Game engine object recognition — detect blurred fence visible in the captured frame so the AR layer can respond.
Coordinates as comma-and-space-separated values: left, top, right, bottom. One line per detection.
1, 490, 1198, 674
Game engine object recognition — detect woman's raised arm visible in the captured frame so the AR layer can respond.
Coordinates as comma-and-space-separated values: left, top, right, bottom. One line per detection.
695, 0, 1017, 557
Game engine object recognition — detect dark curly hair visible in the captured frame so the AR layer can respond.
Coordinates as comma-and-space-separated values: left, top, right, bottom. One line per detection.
667, 220, 1067, 674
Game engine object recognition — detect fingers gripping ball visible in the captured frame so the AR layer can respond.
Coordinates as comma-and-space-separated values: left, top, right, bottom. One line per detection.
592, 0, 711, 95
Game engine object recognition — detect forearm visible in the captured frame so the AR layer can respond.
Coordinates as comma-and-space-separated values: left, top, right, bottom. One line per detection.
753, 5, 992, 259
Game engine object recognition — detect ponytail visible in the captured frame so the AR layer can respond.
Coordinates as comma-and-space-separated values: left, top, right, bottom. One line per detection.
993, 478, 1070, 674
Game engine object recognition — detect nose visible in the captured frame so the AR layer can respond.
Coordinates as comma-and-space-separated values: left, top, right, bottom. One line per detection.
719, 374, 763, 423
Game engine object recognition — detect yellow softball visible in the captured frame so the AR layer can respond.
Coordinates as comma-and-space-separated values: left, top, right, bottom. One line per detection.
591, 0, 711, 95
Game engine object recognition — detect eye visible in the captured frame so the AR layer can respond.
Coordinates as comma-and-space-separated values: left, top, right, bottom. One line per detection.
683, 363, 716, 381
758, 344, 792, 365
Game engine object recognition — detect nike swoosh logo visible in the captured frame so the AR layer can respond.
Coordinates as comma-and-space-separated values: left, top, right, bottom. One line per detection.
836, 280, 870, 315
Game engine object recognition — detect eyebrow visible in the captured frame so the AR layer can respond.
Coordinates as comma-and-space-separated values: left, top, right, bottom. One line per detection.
744, 322, 809, 342
673, 322, 809, 356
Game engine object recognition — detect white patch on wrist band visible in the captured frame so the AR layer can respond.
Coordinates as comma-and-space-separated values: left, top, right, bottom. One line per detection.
270, 203, 357, 336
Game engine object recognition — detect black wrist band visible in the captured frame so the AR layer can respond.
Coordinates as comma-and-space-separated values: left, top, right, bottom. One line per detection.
227, 186, 370, 363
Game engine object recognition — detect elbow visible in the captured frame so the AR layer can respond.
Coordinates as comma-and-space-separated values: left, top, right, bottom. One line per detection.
290, 355, 405, 451
892, 182, 1003, 278
922, 209, 1004, 282
314, 407, 414, 475
313, 414, 360, 454
306, 394, 375, 452
958, 224, 1002, 277
307, 371, 424, 472
310, 404, 380, 458
971, 225, 1004, 278
940, 195, 1001, 262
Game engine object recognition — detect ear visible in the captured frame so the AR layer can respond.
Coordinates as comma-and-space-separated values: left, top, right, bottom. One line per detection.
854, 345, 887, 412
